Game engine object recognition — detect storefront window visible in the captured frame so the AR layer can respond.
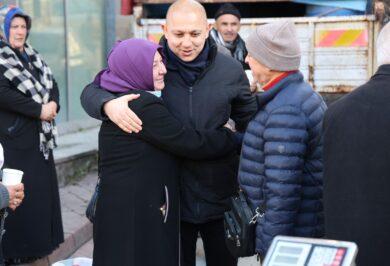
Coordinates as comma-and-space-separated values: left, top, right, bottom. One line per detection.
19, 0, 68, 121
66, 0, 105, 120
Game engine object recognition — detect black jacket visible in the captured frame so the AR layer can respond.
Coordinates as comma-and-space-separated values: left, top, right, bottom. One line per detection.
0, 48, 59, 150
323, 64, 390, 266
81, 37, 257, 223
95, 90, 237, 266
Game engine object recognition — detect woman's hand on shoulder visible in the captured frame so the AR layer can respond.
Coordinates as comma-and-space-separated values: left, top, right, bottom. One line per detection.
103, 94, 143, 133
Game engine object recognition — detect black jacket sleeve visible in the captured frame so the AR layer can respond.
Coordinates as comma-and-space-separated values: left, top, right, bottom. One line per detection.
0, 75, 41, 118
135, 95, 237, 160
80, 82, 116, 120
230, 71, 257, 132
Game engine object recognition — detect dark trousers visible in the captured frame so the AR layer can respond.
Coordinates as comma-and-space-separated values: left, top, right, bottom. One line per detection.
0, 243, 3, 266
181, 219, 237, 266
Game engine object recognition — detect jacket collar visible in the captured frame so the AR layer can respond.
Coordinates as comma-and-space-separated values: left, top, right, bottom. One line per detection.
373, 64, 390, 77
262, 71, 297, 91
159, 36, 218, 72
256, 71, 304, 107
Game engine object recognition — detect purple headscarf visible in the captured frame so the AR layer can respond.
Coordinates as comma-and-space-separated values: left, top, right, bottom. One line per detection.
98, 38, 163, 92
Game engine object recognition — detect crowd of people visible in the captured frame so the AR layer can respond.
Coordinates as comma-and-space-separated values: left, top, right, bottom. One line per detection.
0, 0, 389, 266
81, 1, 390, 266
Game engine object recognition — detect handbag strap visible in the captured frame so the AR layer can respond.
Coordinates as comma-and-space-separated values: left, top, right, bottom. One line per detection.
245, 179, 266, 224
97, 153, 101, 183
250, 204, 265, 224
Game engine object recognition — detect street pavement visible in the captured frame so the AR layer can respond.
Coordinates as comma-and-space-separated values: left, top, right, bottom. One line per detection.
62, 171, 259, 265
70, 236, 259, 265
15, 169, 258, 265
16, 172, 96, 266
70, 239, 93, 259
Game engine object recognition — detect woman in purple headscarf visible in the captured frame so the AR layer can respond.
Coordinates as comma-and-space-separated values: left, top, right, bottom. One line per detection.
93, 39, 237, 266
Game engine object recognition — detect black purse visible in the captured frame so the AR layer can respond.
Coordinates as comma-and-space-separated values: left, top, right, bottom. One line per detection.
86, 177, 100, 223
224, 191, 265, 258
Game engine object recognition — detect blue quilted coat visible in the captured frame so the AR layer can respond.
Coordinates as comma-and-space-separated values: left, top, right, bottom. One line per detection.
238, 71, 326, 255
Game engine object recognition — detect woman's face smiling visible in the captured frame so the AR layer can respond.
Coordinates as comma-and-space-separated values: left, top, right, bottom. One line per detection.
153, 52, 167, 91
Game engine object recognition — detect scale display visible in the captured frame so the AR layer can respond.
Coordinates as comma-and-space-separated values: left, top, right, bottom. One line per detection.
263, 236, 357, 266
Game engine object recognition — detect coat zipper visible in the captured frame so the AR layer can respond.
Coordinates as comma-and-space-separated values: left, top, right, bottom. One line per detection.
188, 85, 201, 219
189, 86, 194, 126
163, 185, 169, 223
187, 49, 216, 220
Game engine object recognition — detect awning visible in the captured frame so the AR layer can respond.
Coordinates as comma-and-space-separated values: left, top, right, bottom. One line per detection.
291, 0, 367, 12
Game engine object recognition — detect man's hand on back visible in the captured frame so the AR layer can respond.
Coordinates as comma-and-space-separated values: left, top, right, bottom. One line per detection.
103, 94, 143, 133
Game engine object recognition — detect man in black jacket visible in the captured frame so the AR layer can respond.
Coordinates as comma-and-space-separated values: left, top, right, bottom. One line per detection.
323, 22, 390, 266
80, 1, 256, 265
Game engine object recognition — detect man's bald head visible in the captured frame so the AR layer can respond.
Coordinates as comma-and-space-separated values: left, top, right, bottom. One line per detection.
162, 0, 211, 62
166, 0, 208, 26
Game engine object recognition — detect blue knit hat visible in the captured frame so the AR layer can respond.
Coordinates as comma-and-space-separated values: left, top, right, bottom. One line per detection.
0, 5, 31, 42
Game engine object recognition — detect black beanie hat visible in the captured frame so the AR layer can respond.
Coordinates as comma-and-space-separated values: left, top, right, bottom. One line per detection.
214, 3, 241, 20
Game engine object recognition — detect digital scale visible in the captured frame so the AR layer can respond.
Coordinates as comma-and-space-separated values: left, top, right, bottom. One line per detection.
263, 236, 358, 266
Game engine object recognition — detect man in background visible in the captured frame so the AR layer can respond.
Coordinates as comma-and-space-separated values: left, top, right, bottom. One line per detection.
373, 0, 390, 26
210, 3, 249, 69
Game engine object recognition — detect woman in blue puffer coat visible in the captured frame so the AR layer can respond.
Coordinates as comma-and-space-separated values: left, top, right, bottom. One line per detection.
238, 20, 327, 258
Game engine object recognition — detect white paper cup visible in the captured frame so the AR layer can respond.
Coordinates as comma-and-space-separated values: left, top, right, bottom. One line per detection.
245, 69, 253, 84
2, 168, 23, 186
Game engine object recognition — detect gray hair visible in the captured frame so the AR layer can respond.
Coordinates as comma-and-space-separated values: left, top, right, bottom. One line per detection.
377, 22, 390, 66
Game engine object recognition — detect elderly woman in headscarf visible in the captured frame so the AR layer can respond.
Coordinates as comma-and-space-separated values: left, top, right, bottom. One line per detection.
0, 6, 63, 264
93, 38, 238, 266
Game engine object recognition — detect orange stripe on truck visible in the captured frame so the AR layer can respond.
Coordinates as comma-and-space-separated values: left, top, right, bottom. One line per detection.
147, 33, 163, 44
316, 29, 368, 47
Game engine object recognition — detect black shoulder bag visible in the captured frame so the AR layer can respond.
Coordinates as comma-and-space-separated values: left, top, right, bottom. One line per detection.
86, 156, 101, 223
85, 177, 100, 223
223, 190, 265, 258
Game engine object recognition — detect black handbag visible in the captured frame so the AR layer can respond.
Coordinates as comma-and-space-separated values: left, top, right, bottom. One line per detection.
86, 177, 100, 223
224, 191, 265, 258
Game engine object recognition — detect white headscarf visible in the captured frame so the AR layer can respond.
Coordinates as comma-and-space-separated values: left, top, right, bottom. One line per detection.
0, 143, 3, 169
